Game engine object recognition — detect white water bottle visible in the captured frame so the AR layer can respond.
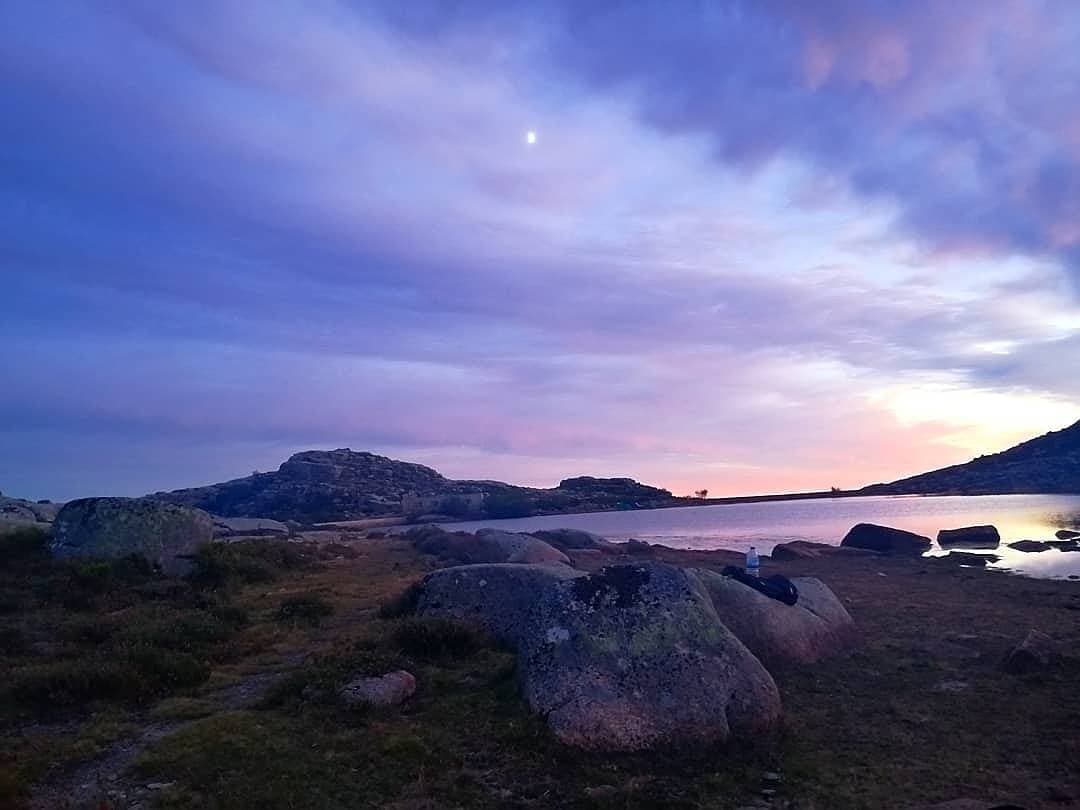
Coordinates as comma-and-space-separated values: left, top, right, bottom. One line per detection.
746, 546, 760, 577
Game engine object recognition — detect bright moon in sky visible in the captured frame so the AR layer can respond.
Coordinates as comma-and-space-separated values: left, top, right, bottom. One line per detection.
526, 130, 537, 145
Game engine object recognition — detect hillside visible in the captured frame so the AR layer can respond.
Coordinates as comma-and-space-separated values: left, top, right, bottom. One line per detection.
151, 449, 676, 522
860, 419, 1080, 495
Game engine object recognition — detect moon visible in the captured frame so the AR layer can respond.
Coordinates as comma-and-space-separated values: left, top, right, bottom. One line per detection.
526, 130, 537, 145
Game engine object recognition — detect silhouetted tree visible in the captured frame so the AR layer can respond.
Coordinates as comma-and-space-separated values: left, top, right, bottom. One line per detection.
694, 489, 708, 499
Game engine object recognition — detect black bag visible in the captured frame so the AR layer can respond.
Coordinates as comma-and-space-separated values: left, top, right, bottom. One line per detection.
720, 566, 799, 606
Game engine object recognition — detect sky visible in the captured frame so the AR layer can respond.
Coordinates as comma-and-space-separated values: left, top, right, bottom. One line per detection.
2, 1, 1080, 502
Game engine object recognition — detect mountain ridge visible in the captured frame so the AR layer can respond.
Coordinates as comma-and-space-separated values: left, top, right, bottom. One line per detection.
859, 419, 1080, 496
149, 448, 676, 522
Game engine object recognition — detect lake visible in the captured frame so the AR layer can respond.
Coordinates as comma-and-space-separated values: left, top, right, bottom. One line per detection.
441, 493, 1080, 579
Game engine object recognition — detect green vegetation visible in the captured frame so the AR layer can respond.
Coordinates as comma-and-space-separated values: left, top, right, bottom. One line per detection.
4, 534, 1079, 809
275, 592, 334, 626
0, 537, 324, 806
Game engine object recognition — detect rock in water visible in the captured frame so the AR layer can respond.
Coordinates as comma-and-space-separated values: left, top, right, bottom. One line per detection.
1008, 540, 1051, 553
840, 523, 932, 555
339, 671, 416, 707
694, 570, 856, 666
419, 561, 781, 751
1054, 529, 1080, 540
1002, 629, 1056, 674
937, 525, 1001, 549
51, 497, 213, 575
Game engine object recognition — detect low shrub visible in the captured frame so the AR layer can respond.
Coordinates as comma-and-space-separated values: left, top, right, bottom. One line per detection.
0, 527, 49, 564
276, 593, 334, 626
377, 581, 423, 619
390, 617, 492, 660
187, 540, 314, 590
0, 626, 30, 656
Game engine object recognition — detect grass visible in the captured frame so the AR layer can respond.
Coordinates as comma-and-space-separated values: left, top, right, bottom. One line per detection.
5, 534, 1079, 809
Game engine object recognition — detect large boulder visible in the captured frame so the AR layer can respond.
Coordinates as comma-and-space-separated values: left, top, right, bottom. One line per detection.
693, 570, 856, 667
531, 528, 617, 553
51, 497, 213, 575
417, 563, 585, 647
937, 525, 1000, 549
840, 523, 931, 556
408, 525, 570, 566
419, 561, 781, 751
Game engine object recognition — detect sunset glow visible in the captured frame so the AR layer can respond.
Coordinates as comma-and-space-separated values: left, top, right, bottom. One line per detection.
2, 2, 1079, 499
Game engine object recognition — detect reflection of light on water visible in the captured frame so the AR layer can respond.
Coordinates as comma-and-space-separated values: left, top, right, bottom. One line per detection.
441, 494, 1080, 580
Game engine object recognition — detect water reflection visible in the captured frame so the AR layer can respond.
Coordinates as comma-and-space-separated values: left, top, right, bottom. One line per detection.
442, 494, 1080, 580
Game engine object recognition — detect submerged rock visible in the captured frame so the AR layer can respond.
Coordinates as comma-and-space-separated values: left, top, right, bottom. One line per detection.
50, 497, 213, 575
937, 525, 1000, 549
340, 670, 416, 706
840, 523, 931, 556
418, 561, 781, 751
694, 570, 857, 666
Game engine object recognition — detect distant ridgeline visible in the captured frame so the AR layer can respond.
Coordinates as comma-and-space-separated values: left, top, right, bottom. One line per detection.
150, 449, 676, 523
860, 419, 1080, 496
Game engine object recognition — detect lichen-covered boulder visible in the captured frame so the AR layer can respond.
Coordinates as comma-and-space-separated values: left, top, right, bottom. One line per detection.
417, 563, 585, 647
408, 525, 570, 566
937, 525, 1000, 549
51, 497, 213, 575
694, 570, 856, 667
840, 523, 931, 555
419, 561, 781, 752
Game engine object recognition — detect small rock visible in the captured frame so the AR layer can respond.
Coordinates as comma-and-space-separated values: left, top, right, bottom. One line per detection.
585, 785, 619, 799
146, 782, 174, 790
623, 538, 652, 553
934, 680, 970, 693
1008, 540, 1050, 553
769, 541, 837, 560
339, 670, 416, 706
1002, 629, 1056, 674
1055, 529, 1080, 540
763, 771, 782, 782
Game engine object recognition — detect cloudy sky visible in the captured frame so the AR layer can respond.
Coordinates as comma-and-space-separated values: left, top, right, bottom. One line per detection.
3, 1, 1080, 501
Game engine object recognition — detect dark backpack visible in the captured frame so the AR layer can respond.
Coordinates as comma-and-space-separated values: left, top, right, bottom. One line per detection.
720, 566, 799, 606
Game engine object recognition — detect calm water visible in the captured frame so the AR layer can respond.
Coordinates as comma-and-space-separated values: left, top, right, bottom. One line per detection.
442, 494, 1080, 579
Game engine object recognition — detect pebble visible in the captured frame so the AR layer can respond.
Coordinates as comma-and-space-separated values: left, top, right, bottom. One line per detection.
763, 771, 782, 782
147, 782, 174, 790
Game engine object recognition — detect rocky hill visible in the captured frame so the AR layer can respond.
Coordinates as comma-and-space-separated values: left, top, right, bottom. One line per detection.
151, 449, 676, 523
860, 419, 1080, 495
0, 494, 62, 533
